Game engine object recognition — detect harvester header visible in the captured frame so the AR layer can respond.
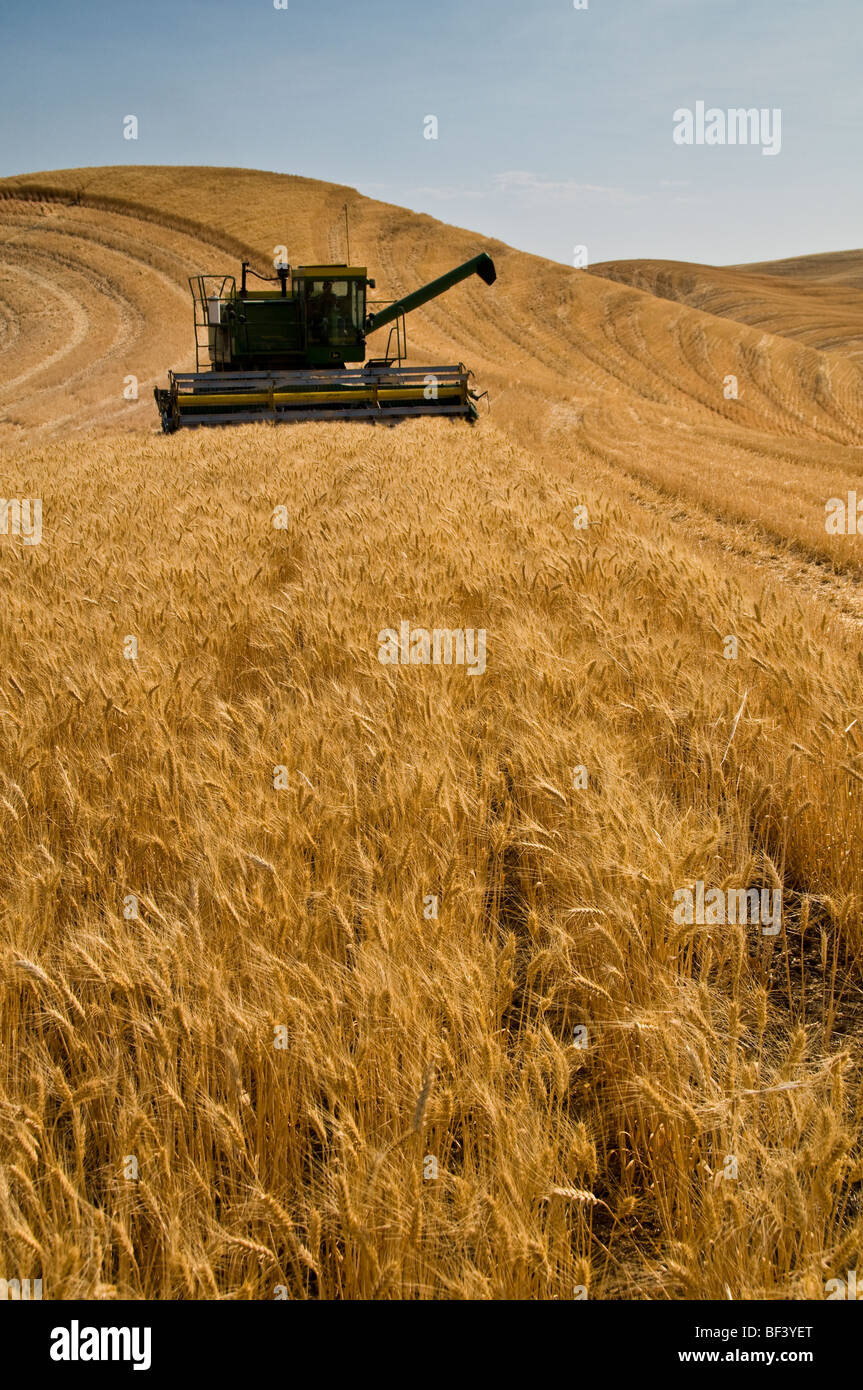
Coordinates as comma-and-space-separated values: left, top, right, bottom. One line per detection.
154, 248, 496, 430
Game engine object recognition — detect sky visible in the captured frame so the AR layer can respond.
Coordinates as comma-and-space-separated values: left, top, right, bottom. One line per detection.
0, 0, 860, 267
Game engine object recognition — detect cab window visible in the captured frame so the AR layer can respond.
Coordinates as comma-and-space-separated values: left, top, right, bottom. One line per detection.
304, 279, 364, 343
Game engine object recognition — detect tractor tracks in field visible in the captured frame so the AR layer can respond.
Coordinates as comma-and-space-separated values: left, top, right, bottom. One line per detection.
0, 261, 91, 395
581, 440, 863, 628
0, 197, 232, 434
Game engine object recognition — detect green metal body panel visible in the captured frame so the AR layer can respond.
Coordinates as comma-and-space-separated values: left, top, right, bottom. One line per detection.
222, 270, 367, 370
229, 298, 303, 368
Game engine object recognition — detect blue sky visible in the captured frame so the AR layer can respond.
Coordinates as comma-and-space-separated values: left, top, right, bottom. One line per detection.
0, 0, 859, 266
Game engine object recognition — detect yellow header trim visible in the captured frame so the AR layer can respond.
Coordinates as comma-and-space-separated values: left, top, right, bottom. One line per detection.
178, 386, 463, 408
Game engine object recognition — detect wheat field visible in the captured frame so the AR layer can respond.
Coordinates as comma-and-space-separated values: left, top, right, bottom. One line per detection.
0, 167, 861, 1299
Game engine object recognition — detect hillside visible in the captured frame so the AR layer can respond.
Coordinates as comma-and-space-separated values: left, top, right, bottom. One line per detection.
735, 249, 863, 288
590, 255, 863, 361
0, 167, 862, 1300
3, 168, 863, 575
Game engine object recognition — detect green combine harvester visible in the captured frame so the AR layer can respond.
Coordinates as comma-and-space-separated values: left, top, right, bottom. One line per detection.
154, 250, 496, 430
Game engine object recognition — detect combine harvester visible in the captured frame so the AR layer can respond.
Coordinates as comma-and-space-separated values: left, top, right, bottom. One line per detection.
154, 250, 496, 430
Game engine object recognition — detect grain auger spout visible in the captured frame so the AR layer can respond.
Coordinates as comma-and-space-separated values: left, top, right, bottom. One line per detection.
154, 249, 497, 431
365, 252, 497, 334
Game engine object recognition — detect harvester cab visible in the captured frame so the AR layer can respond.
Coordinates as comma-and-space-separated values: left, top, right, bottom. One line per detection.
154, 251, 496, 430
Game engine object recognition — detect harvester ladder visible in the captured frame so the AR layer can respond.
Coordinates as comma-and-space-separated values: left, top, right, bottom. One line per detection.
367, 305, 407, 367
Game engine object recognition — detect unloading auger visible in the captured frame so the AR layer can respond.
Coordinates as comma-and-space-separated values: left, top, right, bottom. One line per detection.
154, 251, 496, 430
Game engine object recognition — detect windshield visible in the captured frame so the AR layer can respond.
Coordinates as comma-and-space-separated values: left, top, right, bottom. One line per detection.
304, 278, 364, 344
